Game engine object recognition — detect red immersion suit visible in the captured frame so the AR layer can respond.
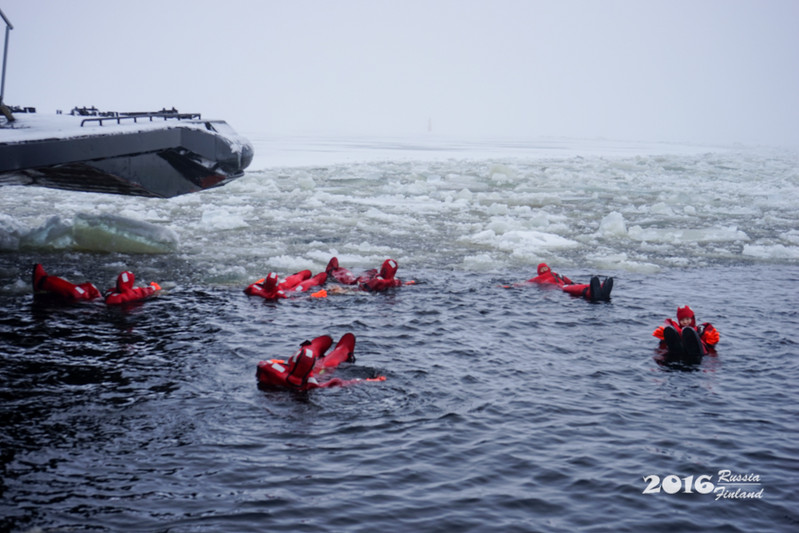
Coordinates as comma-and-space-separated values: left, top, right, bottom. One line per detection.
104, 271, 160, 305
244, 270, 328, 300
326, 256, 377, 285
256, 333, 370, 391
360, 259, 403, 291
32, 263, 101, 302
653, 305, 720, 354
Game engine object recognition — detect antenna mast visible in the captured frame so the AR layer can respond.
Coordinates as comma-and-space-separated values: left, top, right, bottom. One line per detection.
0, 8, 14, 122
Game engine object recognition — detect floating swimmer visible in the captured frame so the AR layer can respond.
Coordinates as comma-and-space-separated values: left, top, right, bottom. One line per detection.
561, 275, 614, 302
653, 305, 720, 364
32, 263, 101, 303
104, 270, 161, 306
507, 263, 614, 302
526, 262, 575, 286
361, 258, 406, 291
244, 272, 286, 299
256, 333, 385, 391
324, 257, 413, 293
244, 269, 328, 300
325, 257, 376, 285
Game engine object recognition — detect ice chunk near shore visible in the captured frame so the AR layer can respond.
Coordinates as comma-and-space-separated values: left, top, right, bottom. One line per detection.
73, 214, 179, 253
598, 211, 628, 237
199, 207, 250, 230
0, 214, 25, 251
467, 228, 579, 252
742, 243, 799, 260
21, 216, 74, 249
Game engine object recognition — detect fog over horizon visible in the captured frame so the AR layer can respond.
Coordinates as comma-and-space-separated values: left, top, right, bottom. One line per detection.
2, 0, 798, 148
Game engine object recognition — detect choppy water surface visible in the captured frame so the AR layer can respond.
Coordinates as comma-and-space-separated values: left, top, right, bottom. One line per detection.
1, 137, 798, 532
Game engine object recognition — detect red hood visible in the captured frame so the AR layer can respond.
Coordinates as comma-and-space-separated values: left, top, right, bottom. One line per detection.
677, 305, 696, 328
262, 272, 279, 292
116, 271, 135, 292
379, 259, 398, 280
326, 257, 339, 273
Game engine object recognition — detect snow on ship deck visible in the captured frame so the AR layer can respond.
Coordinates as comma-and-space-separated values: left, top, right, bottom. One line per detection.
0, 109, 253, 197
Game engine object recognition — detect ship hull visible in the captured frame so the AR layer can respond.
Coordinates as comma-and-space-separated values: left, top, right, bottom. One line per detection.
0, 115, 253, 197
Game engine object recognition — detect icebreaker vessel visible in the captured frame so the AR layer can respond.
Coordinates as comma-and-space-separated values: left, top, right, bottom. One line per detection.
0, 9, 252, 198
0, 107, 254, 198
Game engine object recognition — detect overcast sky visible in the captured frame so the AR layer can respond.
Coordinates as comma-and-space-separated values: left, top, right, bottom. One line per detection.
2, 0, 798, 146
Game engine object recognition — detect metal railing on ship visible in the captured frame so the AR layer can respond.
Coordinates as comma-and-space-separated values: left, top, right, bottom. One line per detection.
79, 111, 202, 127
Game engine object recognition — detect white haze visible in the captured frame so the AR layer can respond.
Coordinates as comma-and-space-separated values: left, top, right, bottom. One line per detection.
2, 0, 799, 147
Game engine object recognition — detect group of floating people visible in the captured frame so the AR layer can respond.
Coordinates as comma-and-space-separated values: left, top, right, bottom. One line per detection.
509, 262, 720, 363
243, 257, 416, 300
32, 263, 161, 306
30, 257, 720, 391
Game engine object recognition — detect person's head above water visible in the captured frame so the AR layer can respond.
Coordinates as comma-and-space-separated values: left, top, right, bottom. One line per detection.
677, 305, 696, 328
326, 257, 339, 273
379, 259, 398, 280
537, 263, 550, 275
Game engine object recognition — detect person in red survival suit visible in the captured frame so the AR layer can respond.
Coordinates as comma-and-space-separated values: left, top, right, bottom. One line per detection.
322, 257, 414, 295
244, 270, 328, 300
526, 263, 574, 286
244, 272, 287, 299
256, 333, 385, 391
32, 263, 101, 302
524, 263, 614, 302
104, 270, 161, 306
653, 305, 720, 356
360, 258, 403, 291
325, 257, 377, 285
283, 270, 327, 294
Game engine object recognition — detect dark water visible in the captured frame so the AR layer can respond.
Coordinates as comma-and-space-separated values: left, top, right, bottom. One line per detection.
2, 255, 798, 532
